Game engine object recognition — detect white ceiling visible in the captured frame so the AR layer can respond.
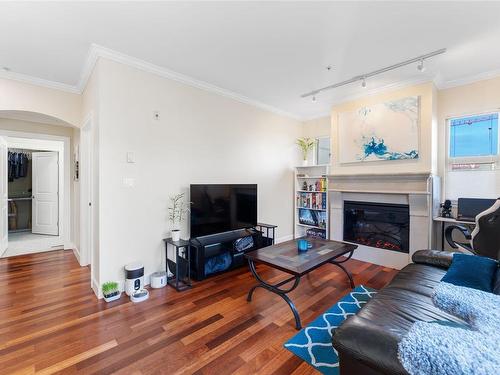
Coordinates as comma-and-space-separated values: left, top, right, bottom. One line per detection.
1, 1, 500, 120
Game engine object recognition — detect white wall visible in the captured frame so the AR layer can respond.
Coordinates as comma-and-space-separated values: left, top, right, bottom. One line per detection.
438, 76, 500, 201
0, 78, 81, 126
302, 116, 331, 138
96, 59, 302, 286
81, 60, 102, 294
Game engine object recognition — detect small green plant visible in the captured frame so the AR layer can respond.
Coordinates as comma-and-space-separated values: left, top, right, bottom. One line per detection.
296, 137, 316, 161
168, 193, 191, 229
102, 281, 119, 296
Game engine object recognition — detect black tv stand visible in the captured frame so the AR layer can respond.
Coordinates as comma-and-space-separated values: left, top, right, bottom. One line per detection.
190, 228, 264, 281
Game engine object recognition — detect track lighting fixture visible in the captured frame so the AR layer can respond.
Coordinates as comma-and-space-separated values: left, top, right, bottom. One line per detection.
301, 48, 446, 99
417, 59, 425, 72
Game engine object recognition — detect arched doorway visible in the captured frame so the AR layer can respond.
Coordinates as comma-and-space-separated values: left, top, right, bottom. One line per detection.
0, 110, 87, 266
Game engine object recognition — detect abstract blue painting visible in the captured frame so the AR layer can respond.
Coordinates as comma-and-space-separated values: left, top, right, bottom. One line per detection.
339, 96, 420, 163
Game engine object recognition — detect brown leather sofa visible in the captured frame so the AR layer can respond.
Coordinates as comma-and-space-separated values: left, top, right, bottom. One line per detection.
332, 250, 500, 375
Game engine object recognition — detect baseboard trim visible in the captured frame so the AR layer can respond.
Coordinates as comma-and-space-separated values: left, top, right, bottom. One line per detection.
91, 277, 101, 299
276, 234, 293, 244
71, 246, 81, 264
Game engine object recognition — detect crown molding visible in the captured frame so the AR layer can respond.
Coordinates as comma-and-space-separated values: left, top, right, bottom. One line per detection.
0, 70, 79, 94
77, 44, 301, 120
434, 67, 500, 90
3, 43, 500, 122
77, 43, 101, 92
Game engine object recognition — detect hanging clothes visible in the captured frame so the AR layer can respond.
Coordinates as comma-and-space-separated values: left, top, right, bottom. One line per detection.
19, 153, 29, 177
8, 151, 29, 181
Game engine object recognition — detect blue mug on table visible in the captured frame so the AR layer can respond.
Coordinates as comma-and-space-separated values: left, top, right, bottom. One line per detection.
297, 239, 312, 252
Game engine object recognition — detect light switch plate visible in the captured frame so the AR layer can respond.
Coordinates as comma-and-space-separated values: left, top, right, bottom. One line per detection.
123, 178, 135, 187
126, 152, 135, 163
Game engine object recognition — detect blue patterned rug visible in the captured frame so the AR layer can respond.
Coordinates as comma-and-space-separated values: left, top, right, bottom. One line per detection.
284, 285, 377, 374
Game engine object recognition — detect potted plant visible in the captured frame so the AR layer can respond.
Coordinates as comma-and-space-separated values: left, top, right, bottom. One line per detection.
168, 192, 190, 242
296, 137, 316, 166
102, 281, 121, 302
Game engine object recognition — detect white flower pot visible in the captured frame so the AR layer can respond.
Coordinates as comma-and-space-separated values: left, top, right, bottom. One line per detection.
171, 230, 181, 242
302, 159, 308, 166
103, 291, 121, 303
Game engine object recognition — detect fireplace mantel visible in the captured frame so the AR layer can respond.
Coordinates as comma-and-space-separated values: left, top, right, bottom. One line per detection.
327, 173, 434, 196
327, 173, 440, 269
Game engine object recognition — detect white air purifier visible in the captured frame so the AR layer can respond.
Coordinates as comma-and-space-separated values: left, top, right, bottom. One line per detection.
151, 271, 167, 289
125, 262, 144, 296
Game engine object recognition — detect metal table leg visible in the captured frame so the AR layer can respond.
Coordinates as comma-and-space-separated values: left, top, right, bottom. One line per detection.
246, 259, 302, 330
329, 250, 355, 289
441, 221, 445, 251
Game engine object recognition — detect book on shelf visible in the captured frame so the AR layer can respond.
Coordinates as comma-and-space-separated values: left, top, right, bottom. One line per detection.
296, 192, 327, 210
306, 228, 326, 239
298, 208, 327, 228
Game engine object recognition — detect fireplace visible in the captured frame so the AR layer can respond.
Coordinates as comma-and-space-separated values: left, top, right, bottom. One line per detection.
343, 201, 410, 253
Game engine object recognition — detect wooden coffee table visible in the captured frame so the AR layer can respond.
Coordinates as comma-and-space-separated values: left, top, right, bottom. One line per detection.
245, 236, 357, 330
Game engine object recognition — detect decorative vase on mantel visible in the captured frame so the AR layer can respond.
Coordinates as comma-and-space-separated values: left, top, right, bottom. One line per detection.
302, 159, 309, 166
171, 229, 181, 242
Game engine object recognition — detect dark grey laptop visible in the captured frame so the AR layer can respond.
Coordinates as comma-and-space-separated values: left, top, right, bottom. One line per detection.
457, 198, 496, 222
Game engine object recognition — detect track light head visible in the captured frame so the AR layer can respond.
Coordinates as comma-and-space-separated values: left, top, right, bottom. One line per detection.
417, 59, 425, 72
361, 77, 367, 88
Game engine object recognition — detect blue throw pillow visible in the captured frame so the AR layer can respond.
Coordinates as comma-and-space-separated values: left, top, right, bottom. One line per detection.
441, 253, 498, 292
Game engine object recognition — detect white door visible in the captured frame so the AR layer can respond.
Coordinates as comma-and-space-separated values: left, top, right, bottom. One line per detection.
0, 137, 7, 256
32, 152, 59, 235
80, 122, 93, 267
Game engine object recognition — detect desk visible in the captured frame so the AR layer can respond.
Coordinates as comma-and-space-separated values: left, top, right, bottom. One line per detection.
433, 217, 476, 250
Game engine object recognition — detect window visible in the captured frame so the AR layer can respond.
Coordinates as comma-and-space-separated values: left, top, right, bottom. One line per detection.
315, 137, 331, 165
445, 112, 500, 201
449, 113, 499, 159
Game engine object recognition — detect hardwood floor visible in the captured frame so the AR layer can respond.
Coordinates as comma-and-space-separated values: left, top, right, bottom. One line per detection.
0, 249, 398, 375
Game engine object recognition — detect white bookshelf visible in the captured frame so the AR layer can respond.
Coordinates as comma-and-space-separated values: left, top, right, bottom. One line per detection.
294, 165, 330, 240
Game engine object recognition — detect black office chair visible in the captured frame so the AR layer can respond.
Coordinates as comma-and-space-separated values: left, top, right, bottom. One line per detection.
445, 198, 500, 260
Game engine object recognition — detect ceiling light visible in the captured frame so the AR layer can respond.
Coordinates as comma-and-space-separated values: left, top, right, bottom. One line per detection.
301, 48, 446, 98
417, 59, 425, 72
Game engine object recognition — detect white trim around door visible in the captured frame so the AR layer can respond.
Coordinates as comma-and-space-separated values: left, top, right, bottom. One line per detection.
0, 130, 71, 255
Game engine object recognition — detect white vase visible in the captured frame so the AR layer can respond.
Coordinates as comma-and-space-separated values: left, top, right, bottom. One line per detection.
302, 159, 308, 166
171, 230, 181, 242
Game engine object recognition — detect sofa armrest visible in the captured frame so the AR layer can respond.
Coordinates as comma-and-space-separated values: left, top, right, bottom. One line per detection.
412, 250, 455, 269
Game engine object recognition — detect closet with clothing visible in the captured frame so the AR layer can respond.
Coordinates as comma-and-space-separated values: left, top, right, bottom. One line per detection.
1, 139, 61, 258
7, 148, 60, 240
8, 149, 37, 233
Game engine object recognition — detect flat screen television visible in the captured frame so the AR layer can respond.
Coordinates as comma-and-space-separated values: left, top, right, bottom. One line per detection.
190, 184, 257, 238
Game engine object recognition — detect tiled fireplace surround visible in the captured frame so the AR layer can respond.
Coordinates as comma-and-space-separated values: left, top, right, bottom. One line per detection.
329, 173, 440, 269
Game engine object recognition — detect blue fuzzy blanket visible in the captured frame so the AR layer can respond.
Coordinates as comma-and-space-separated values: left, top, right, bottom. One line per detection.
398, 282, 500, 375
